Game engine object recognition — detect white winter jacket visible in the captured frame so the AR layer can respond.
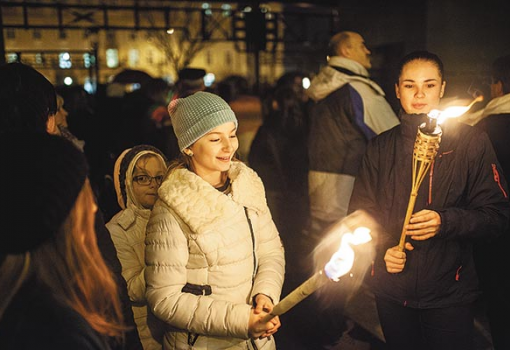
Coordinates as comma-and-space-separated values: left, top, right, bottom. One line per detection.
145, 161, 285, 350
107, 147, 168, 350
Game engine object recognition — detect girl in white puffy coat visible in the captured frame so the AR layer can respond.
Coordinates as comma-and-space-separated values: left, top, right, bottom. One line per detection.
145, 92, 285, 350
106, 145, 168, 350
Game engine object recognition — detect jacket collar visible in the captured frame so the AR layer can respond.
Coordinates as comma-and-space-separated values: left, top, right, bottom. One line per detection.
306, 56, 385, 102
399, 111, 430, 150
157, 161, 267, 234
328, 56, 370, 77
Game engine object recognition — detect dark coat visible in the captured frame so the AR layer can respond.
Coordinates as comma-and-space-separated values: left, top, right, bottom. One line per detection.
249, 122, 309, 247
349, 113, 510, 308
0, 277, 110, 350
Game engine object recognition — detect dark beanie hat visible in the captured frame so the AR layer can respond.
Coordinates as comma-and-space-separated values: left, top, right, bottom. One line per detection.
178, 67, 206, 81
0, 62, 57, 133
0, 132, 89, 254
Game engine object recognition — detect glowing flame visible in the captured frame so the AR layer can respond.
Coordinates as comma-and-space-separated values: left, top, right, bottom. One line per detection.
324, 227, 372, 281
428, 95, 484, 125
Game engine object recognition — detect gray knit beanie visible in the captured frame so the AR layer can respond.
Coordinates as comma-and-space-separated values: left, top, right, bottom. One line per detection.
168, 91, 238, 151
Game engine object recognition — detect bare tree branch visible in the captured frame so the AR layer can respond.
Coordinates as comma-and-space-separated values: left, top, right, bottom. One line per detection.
143, 2, 231, 75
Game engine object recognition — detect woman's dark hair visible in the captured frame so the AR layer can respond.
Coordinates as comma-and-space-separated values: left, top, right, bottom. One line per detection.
396, 51, 445, 83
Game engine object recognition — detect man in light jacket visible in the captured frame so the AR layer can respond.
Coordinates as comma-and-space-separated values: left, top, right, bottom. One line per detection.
306, 31, 400, 239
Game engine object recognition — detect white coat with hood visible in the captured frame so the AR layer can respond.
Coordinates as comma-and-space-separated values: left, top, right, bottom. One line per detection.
106, 148, 167, 350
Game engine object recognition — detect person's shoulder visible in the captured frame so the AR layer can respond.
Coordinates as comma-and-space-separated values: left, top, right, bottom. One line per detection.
1, 281, 109, 350
444, 119, 483, 138
372, 124, 399, 141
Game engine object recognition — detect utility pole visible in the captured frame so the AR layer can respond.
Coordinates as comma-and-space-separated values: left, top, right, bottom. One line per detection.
243, 2, 267, 94
0, 6, 6, 65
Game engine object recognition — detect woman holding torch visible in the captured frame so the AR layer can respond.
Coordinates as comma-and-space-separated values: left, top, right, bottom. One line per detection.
349, 51, 510, 350
144, 92, 285, 350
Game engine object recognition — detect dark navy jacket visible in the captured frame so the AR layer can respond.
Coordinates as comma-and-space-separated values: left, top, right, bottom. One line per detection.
349, 112, 510, 308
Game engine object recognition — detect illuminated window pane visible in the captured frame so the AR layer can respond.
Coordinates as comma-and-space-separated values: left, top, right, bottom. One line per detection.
128, 49, 139, 67
7, 53, 19, 63
106, 49, 119, 68
35, 53, 45, 65
59, 52, 72, 69
83, 53, 96, 68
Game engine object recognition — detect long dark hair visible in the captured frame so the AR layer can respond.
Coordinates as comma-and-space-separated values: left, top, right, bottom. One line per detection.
0, 180, 126, 340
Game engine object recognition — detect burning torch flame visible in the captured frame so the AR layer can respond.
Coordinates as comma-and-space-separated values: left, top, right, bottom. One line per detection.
324, 227, 372, 281
261, 226, 372, 322
428, 95, 484, 124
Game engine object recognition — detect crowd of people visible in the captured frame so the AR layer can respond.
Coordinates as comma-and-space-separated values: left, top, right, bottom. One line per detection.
1, 29, 509, 350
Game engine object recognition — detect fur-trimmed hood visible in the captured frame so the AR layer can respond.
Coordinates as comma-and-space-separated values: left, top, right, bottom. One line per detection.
113, 145, 168, 211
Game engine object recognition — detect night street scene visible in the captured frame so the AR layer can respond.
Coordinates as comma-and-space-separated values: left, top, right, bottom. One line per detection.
1, 1, 510, 349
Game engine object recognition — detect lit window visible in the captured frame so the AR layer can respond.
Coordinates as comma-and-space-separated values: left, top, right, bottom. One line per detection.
35, 53, 45, 65
106, 49, 119, 68
83, 53, 95, 68
128, 49, 139, 67
7, 53, 19, 63
59, 52, 72, 69
221, 4, 232, 17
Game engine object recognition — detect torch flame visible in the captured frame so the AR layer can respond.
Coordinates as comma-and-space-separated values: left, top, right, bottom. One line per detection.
428, 95, 484, 125
324, 227, 372, 281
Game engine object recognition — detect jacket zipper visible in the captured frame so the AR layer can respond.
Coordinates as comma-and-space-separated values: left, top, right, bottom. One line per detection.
244, 207, 257, 281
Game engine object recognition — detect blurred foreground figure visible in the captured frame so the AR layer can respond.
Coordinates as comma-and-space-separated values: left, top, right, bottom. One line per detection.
0, 62, 142, 350
474, 54, 510, 350
0, 133, 125, 350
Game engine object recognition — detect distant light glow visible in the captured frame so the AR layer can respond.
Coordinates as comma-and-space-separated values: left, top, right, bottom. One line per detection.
59, 52, 72, 69
302, 77, 311, 89
204, 73, 215, 87
84, 78, 95, 94
106, 49, 119, 68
